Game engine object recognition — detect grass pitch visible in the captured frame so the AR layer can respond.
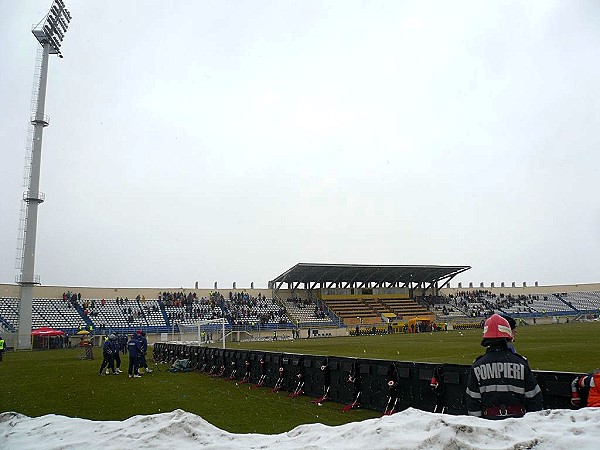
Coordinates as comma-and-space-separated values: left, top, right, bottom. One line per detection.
232, 321, 600, 372
0, 321, 597, 433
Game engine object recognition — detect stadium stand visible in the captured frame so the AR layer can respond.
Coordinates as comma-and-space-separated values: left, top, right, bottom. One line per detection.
517, 294, 571, 315
224, 291, 290, 328
0, 297, 19, 332
32, 298, 85, 331
434, 290, 584, 319
85, 297, 148, 330
379, 297, 430, 317
320, 296, 380, 324
159, 290, 292, 329
162, 291, 225, 326
283, 296, 335, 326
318, 291, 432, 325
555, 291, 600, 313
429, 299, 470, 320
3, 284, 600, 337
141, 299, 168, 328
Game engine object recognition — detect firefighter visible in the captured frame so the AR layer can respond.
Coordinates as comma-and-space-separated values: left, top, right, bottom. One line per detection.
466, 314, 543, 419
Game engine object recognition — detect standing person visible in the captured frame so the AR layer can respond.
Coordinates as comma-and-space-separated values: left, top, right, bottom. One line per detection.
571, 369, 600, 408
138, 331, 153, 373
99, 336, 117, 375
0, 336, 5, 362
127, 333, 142, 378
111, 334, 122, 374
120, 334, 128, 354
466, 314, 543, 419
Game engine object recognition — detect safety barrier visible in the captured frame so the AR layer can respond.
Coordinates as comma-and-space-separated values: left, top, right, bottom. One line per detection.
153, 343, 579, 414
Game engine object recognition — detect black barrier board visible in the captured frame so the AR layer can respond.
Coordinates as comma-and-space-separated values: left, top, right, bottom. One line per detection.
163, 344, 584, 415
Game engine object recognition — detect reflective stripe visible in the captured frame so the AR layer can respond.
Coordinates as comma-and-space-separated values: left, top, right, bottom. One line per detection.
466, 387, 481, 399
484, 405, 525, 418
468, 410, 482, 417
525, 384, 542, 398
480, 384, 525, 395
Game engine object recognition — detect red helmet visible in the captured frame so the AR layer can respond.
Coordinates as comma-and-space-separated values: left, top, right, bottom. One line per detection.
482, 314, 513, 340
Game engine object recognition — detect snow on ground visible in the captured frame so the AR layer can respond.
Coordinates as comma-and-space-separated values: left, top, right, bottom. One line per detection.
2, 407, 600, 450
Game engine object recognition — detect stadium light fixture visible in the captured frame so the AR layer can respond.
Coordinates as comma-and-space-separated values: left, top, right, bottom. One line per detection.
32, 0, 72, 58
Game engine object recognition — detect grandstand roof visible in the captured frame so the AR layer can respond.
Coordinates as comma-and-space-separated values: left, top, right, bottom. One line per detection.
270, 263, 471, 290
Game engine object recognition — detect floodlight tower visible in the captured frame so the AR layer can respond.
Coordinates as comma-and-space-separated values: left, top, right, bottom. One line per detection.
16, 0, 72, 350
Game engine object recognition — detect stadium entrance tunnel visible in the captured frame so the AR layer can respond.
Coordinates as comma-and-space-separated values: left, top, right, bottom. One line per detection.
153, 343, 579, 415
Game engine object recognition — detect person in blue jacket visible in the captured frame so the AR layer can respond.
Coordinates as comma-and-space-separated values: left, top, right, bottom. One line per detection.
99, 335, 117, 375
111, 334, 122, 373
127, 332, 142, 378
138, 331, 153, 373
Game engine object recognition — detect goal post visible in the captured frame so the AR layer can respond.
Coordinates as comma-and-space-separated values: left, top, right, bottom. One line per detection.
177, 317, 228, 349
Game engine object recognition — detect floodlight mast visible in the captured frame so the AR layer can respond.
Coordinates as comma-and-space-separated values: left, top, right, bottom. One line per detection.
16, 0, 72, 350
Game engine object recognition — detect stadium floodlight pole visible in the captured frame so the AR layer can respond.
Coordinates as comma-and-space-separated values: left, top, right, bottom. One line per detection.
16, 0, 72, 350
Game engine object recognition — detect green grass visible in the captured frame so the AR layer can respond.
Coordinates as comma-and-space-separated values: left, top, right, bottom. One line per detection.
0, 347, 378, 433
231, 321, 600, 372
1, 321, 598, 433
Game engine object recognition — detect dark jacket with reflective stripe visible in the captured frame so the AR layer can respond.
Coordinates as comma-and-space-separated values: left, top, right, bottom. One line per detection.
466, 345, 543, 418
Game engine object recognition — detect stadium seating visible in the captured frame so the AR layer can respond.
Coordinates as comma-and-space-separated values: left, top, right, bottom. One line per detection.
142, 299, 168, 327
439, 290, 580, 318
430, 302, 470, 320
223, 292, 290, 328
85, 298, 147, 330
283, 297, 335, 326
321, 297, 380, 323
320, 295, 432, 325
2, 288, 600, 335
0, 297, 19, 332
32, 298, 85, 331
163, 302, 224, 326
555, 291, 600, 313
379, 298, 430, 317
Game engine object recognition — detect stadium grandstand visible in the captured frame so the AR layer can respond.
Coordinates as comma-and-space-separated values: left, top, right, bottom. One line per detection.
2, 262, 600, 347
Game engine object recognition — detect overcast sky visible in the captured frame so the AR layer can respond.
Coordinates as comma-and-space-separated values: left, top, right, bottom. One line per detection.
1, 0, 599, 289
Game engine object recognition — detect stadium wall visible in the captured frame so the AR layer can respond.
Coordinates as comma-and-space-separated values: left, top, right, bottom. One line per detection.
440, 282, 600, 296
2, 282, 600, 302
0, 284, 272, 300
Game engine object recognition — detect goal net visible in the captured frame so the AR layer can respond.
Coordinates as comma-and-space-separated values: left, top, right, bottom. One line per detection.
177, 318, 228, 348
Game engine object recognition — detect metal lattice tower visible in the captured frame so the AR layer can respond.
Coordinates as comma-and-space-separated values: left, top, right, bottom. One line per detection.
16, 0, 72, 350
